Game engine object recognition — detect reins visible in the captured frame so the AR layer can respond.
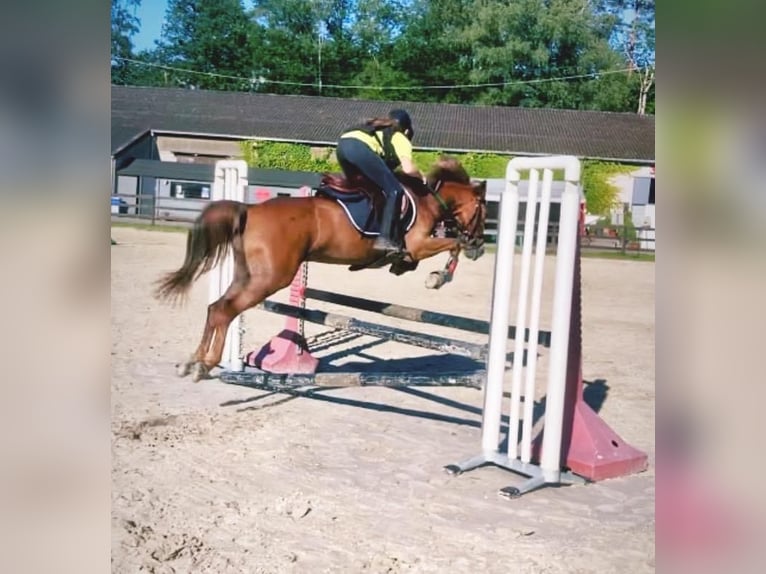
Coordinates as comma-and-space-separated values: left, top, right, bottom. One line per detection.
428, 179, 484, 246
428, 179, 450, 213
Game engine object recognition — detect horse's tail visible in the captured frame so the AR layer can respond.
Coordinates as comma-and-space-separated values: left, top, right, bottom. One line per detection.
155, 200, 248, 302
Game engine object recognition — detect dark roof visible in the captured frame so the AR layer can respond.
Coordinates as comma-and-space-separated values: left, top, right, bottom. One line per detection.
112, 85, 654, 163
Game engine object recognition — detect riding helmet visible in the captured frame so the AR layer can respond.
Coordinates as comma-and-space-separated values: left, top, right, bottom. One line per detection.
388, 109, 414, 140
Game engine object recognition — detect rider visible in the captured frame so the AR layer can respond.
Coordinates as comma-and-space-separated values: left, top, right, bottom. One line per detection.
336, 109, 424, 254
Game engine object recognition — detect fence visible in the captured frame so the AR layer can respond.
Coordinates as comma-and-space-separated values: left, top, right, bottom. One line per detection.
110, 187, 656, 254
581, 223, 656, 254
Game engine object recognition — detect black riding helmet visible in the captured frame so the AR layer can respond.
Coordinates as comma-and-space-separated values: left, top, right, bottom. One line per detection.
388, 109, 414, 140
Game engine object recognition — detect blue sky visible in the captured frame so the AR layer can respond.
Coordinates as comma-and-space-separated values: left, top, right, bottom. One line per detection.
132, 0, 259, 52
131, 1, 651, 62
132, 0, 168, 52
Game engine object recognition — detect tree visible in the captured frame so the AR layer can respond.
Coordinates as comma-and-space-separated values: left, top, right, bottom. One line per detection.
157, 0, 254, 90
112, 0, 654, 114
597, 0, 655, 114
250, 0, 387, 97
391, 0, 476, 103
111, 0, 141, 85
340, 0, 408, 98
451, 0, 627, 109
248, 0, 326, 95
351, 59, 415, 100
127, 48, 177, 88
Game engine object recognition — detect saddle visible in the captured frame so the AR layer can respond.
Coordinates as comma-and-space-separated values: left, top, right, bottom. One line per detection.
315, 173, 421, 237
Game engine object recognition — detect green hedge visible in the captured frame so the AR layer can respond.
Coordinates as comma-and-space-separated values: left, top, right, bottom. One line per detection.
582, 160, 636, 215
242, 141, 338, 173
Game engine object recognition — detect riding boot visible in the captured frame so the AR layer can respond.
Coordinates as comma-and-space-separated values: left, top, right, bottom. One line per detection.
373, 190, 403, 253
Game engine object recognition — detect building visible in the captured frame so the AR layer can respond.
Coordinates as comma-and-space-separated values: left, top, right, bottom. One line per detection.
111, 85, 655, 231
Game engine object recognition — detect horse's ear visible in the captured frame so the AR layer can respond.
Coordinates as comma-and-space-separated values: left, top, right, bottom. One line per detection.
471, 180, 487, 196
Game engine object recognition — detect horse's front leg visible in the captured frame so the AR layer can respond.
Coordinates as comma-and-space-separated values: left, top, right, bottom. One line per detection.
403, 236, 463, 289
387, 236, 457, 277
424, 247, 461, 289
406, 236, 459, 261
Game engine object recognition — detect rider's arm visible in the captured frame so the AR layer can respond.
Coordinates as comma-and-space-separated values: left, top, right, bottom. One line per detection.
399, 156, 424, 180
392, 132, 424, 181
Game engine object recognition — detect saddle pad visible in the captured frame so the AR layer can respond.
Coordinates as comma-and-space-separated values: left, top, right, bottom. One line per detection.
314, 186, 417, 237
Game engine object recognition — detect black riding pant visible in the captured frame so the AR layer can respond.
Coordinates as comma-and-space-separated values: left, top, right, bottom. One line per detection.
336, 137, 403, 201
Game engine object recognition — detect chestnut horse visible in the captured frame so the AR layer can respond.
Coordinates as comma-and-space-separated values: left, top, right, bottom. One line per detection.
156, 156, 487, 381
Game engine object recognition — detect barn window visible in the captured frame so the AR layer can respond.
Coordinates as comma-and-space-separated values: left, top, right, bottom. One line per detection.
169, 181, 211, 199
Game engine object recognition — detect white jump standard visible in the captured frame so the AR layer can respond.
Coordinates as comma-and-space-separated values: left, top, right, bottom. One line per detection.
445, 156, 647, 497
206, 160, 248, 373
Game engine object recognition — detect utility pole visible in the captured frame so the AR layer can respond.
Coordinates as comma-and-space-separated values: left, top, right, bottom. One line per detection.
318, 31, 322, 95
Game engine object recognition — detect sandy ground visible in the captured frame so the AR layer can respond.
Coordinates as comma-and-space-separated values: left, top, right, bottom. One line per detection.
111, 226, 655, 573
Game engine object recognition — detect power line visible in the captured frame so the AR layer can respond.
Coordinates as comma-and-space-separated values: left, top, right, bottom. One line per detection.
113, 56, 644, 91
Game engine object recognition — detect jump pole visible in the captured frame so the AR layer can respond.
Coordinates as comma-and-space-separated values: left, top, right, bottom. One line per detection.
302, 288, 552, 347
445, 155, 647, 497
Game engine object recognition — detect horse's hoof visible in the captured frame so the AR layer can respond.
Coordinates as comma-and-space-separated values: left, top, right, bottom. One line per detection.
464, 244, 485, 261
426, 271, 447, 289
176, 361, 192, 377
191, 363, 209, 383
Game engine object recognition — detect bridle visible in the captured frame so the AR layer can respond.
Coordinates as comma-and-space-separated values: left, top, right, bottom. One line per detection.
429, 180, 486, 248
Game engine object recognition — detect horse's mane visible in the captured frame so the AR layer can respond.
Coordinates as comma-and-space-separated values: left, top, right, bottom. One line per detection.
427, 155, 471, 186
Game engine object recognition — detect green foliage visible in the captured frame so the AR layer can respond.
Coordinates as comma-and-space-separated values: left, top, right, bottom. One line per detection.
240, 142, 645, 220
117, 0, 654, 114
157, 0, 254, 90
241, 141, 513, 179
455, 153, 510, 178
622, 210, 638, 242
582, 160, 635, 215
411, 150, 445, 171
240, 144, 640, 213
242, 141, 340, 172
124, 49, 173, 86
251, 0, 370, 97
390, 0, 475, 103
453, 0, 631, 109
591, 214, 634, 240
413, 151, 510, 179
351, 59, 415, 101
111, 0, 141, 84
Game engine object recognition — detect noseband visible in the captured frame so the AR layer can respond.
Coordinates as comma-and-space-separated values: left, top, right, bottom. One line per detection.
429, 180, 485, 247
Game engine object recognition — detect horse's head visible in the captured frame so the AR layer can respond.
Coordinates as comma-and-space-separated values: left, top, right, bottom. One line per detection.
427, 156, 487, 261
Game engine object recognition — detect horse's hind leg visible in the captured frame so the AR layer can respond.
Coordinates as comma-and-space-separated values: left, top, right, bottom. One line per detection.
176, 296, 228, 377
178, 224, 304, 381
176, 280, 245, 380
190, 291, 248, 382
189, 274, 293, 382
177, 236, 251, 380
177, 317, 215, 378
